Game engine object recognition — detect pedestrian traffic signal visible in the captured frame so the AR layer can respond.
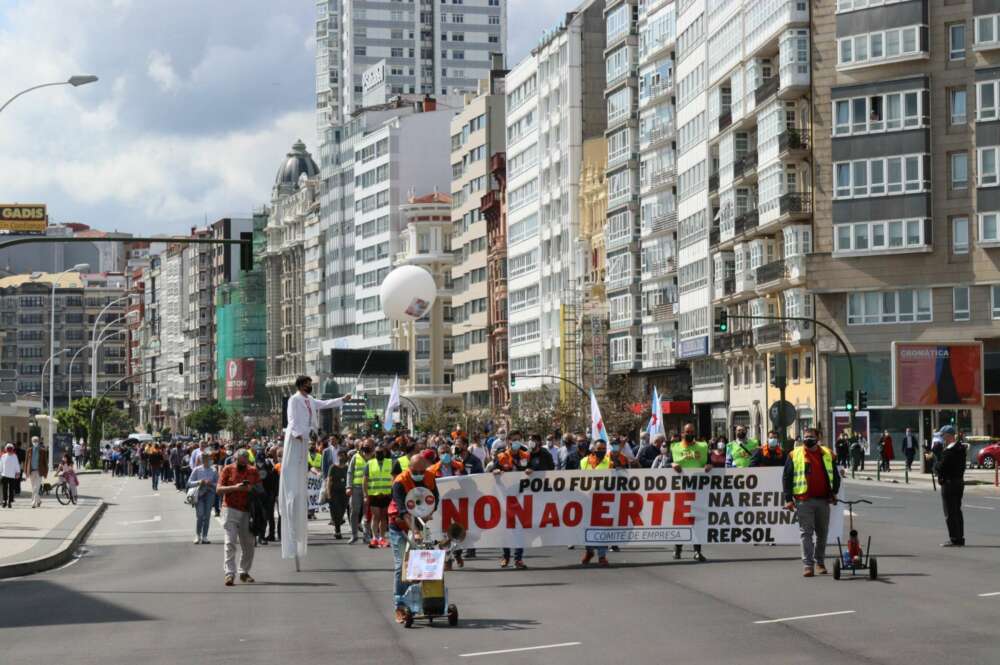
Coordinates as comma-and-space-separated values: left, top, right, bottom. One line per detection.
858, 390, 868, 410
177, 362, 183, 375
510, 373, 517, 387
769, 354, 786, 388
714, 309, 729, 333
845, 390, 854, 412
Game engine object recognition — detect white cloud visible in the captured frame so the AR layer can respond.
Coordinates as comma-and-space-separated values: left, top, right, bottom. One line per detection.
147, 50, 180, 93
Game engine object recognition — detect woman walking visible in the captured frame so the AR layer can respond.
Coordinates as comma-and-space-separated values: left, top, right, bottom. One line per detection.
187, 452, 219, 544
1, 443, 20, 508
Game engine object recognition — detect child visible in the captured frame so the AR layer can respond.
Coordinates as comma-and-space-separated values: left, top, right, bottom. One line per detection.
58, 454, 79, 503
845, 529, 863, 566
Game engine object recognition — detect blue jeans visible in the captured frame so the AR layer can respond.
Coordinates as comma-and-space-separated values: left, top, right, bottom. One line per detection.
150, 467, 160, 490
389, 526, 409, 609
502, 547, 524, 561
195, 491, 215, 539
586, 546, 608, 557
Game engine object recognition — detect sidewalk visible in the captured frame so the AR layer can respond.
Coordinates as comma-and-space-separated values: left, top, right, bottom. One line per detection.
841, 465, 999, 488
0, 472, 118, 580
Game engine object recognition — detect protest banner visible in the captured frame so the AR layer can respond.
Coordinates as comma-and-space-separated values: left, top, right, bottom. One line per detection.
307, 469, 328, 513
435, 468, 842, 548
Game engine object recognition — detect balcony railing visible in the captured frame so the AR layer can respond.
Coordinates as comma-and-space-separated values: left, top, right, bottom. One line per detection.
778, 128, 809, 154
718, 110, 733, 132
642, 209, 678, 235
754, 322, 785, 346
733, 151, 757, 180
779, 192, 812, 217
709, 172, 719, 194
647, 121, 674, 146
734, 209, 759, 235
644, 165, 676, 190
754, 76, 780, 106
643, 349, 676, 369
644, 259, 675, 279
709, 227, 720, 247
755, 259, 787, 285
646, 80, 673, 105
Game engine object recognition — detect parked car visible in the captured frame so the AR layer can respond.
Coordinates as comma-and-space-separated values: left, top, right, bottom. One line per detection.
975, 441, 1000, 469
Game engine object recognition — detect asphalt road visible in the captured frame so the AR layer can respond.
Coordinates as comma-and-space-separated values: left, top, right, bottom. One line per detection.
2, 475, 999, 665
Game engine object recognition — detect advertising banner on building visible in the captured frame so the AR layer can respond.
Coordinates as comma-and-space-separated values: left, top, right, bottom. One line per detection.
224, 358, 255, 400
436, 469, 842, 549
0, 204, 47, 235
892, 342, 984, 409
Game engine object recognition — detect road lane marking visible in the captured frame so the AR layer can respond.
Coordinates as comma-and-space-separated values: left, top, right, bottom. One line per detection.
119, 515, 162, 525
754, 610, 856, 624
459, 642, 582, 658
965, 504, 995, 510
978, 592, 1000, 597
861, 495, 891, 500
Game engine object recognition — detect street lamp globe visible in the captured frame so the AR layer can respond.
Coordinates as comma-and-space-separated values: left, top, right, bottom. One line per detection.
67, 75, 99, 87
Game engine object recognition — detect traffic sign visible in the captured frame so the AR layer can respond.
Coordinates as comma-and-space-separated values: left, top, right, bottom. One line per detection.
768, 400, 797, 428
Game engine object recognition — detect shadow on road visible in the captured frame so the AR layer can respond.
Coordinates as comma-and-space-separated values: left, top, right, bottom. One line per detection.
411, 617, 541, 631
0, 581, 151, 627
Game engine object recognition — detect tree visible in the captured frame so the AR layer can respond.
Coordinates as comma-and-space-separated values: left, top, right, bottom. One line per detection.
226, 408, 247, 441
185, 402, 228, 435
600, 375, 644, 439
510, 386, 585, 435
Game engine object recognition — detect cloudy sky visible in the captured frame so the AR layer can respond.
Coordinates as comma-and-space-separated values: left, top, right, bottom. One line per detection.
0, 0, 568, 236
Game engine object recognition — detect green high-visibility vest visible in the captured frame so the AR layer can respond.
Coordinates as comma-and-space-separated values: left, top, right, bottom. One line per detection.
308, 452, 322, 469
790, 446, 834, 496
670, 440, 709, 468
727, 438, 760, 468
366, 458, 393, 496
351, 455, 366, 486
396, 455, 410, 474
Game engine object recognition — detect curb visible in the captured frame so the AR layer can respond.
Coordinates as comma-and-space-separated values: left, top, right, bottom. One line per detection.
0, 501, 107, 580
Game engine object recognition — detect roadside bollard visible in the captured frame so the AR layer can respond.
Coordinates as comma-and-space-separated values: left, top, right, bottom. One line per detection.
904, 465, 909, 484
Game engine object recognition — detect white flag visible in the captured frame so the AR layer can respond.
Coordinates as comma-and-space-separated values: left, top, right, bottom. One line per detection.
647, 386, 664, 438
590, 389, 608, 443
384, 376, 400, 432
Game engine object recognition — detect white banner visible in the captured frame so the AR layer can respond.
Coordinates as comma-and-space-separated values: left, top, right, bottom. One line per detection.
307, 470, 328, 513
435, 468, 843, 548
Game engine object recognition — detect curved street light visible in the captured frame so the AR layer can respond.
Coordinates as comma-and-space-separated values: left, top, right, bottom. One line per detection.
68, 327, 125, 405
0, 75, 99, 115
91, 294, 130, 398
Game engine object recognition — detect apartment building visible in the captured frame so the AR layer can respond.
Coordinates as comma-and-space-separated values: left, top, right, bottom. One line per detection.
395, 193, 460, 413
450, 63, 507, 411
182, 230, 215, 413
805, 1, 1000, 439
480, 151, 510, 412
504, 0, 607, 397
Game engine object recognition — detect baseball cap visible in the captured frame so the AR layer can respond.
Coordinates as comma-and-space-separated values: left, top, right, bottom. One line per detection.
936, 425, 956, 435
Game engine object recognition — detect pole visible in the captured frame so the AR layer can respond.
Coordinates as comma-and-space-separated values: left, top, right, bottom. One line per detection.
91, 295, 129, 399
49, 278, 56, 468
70, 329, 124, 405
778, 382, 787, 449
522, 374, 589, 399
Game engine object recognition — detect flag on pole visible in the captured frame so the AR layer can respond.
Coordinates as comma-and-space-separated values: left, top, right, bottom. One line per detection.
384, 376, 400, 432
590, 389, 609, 443
647, 386, 664, 438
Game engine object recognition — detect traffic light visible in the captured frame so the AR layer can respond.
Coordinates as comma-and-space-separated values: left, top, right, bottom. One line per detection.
510, 372, 517, 388
844, 390, 854, 412
769, 354, 786, 388
858, 390, 868, 411
239, 233, 254, 271
714, 309, 729, 333
177, 362, 184, 375
371, 416, 382, 432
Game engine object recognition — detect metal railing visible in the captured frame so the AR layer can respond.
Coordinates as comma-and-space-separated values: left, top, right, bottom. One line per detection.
755, 76, 780, 106
755, 259, 787, 285
733, 151, 757, 180
778, 128, 809, 154
718, 110, 733, 132
779, 192, 811, 217
754, 322, 785, 345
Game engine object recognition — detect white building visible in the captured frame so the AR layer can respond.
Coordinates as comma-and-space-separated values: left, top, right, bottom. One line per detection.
503, 0, 607, 395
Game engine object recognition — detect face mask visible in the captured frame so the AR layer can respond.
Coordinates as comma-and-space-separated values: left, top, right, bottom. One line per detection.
440, 453, 452, 464
611, 444, 620, 452
595, 450, 606, 460
528, 441, 537, 451
737, 432, 746, 440
411, 473, 423, 482
684, 434, 694, 442
375, 451, 385, 460
768, 438, 779, 447
804, 438, 817, 447
303, 384, 313, 394
512, 441, 523, 451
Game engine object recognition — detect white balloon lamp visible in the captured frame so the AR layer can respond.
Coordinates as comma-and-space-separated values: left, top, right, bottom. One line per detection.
380, 265, 438, 321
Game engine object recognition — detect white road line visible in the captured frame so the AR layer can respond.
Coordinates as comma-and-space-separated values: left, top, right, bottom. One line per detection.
844, 510, 861, 517
754, 610, 856, 625
460, 643, 581, 658
965, 505, 996, 510
861, 495, 891, 500
978, 592, 1000, 597
119, 515, 162, 525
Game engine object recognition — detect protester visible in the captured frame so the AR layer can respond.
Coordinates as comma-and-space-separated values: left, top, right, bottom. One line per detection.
490, 433, 530, 568
726, 426, 759, 468
216, 449, 261, 586
835, 432, 850, 468
388, 453, 438, 624
527, 436, 555, 471
750, 432, 785, 467
878, 430, 894, 472
25, 436, 48, 508
364, 442, 394, 548
347, 442, 372, 544
849, 435, 865, 473
580, 438, 626, 567
1, 443, 20, 508
669, 423, 712, 562
709, 438, 727, 468
188, 451, 219, 544
325, 449, 348, 539
147, 443, 164, 491
57, 454, 79, 502
783, 427, 839, 577
934, 425, 966, 547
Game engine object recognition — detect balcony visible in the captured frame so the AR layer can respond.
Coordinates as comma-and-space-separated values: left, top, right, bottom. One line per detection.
641, 209, 677, 237
733, 151, 758, 181
643, 80, 673, 109
755, 259, 787, 293
643, 258, 675, 280
708, 172, 719, 195
608, 189, 634, 210
734, 209, 759, 236
714, 277, 735, 301
642, 165, 676, 194
647, 302, 676, 322
778, 192, 812, 220
718, 110, 733, 133
643, 347, 677, 370
754, 320, 813, 349
709, 227, 720, 247
606, 274, 635, 291
755, 322, 784, 346
778, 128, 809, 158
754, 76, 780, 106
646, 121, 674, 149
605, 229, 636, 252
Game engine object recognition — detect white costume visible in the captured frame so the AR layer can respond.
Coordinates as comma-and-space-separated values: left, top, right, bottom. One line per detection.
279, 391, 345, 561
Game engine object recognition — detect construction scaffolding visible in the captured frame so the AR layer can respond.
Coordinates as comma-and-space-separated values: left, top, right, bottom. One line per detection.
559, 289, 582, 405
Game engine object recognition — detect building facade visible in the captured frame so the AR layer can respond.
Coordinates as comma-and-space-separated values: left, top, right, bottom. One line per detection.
504, 0, 608, 399
450, 63, 507, 411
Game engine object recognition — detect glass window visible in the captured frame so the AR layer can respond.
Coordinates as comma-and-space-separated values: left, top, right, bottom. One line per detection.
886, 29, 900, 57
853, 161, 867, 196
835, 100, 850, 134
950, 88, 967, 125
951, 152, 968, 189
835, 163, 851, 197
950, 23, 966, 60
853, 223, 869, 250
953, 287, 970, 322
992, 286, 1000, 319
904, 156, 920, 191
888, 221, 904, 247
906, 220, 921, 246
872, 222, 886, 248
978, 16, 995, 44
870, 32, 883, 59
840, 39, 852, 64
886, 93, 901, 129
852, 98, 867, 133
981, 213, 999, 242
854, 35, 868, 61
898, 289, 914, 322
980, 82, 996, 120
953, 217, 969, 254
837, 225, 851, 251
981, 148, 998, 186
916, 289, 932, 321
904, 92, 919, 127
902, 27, 917, 53
887, 157, 902, 193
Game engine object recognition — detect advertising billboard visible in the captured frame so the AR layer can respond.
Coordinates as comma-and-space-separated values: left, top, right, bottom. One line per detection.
892, 342, 984, 409
225, 359, 256, 400
0, 204, 47, 235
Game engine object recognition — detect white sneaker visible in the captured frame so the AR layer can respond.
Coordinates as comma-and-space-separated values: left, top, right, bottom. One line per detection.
194, 538, 202, 544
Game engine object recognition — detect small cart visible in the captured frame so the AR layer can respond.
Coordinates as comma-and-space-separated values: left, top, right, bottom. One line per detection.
833, 499, 877, 580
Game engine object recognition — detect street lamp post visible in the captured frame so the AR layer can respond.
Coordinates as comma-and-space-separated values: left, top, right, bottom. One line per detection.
91, 295, 130, 399
42, 264, 89, 469
0, 75, 99, 116
69, 327, 124, 405
41, 348, 71, 467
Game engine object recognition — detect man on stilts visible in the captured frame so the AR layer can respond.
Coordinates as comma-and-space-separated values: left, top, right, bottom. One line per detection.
280, 375, 350, 571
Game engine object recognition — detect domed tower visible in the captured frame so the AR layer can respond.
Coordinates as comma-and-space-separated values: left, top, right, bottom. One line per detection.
272, 139, 319, 200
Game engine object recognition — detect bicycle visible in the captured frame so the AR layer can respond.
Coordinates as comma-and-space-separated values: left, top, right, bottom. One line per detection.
51, 479, 77, 506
